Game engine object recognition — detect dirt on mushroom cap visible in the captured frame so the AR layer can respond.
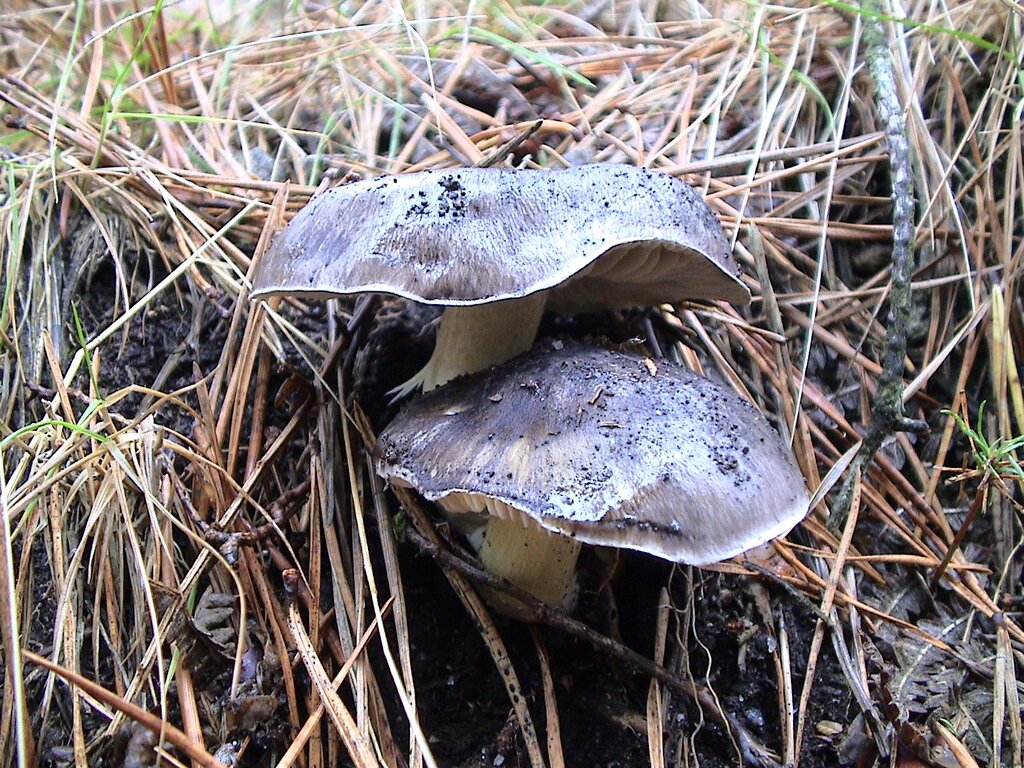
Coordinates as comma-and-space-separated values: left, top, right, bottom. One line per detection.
376, 340, 808, 564
251, 164, 750, 309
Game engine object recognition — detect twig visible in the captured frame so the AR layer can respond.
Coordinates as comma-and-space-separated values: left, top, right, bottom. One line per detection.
476, 120, 544, 168
929, 482, 989, 591
173, 468, 311, 561
829, 0, 927, 534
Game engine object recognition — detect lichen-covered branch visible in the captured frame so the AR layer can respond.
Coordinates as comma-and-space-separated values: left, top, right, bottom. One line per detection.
830, 0, 927, 531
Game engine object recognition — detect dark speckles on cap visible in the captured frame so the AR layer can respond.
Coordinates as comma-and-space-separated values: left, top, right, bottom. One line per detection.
376, 341, 809, 565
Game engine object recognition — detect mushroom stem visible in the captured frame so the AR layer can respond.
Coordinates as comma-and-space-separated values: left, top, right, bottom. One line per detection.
477, 511, 582, 619
391, 292, 547, 396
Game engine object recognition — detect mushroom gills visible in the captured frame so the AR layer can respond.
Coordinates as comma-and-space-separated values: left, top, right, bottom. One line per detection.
389, 292, 547, 397
553, 241, 733, 311
438, 493, 582, 618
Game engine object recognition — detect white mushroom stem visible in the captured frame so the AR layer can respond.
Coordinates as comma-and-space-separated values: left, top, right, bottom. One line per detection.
479, 514, 582, 616
391, 292, 547, 397
392, 291, 569, 618
439, 495, 582, 618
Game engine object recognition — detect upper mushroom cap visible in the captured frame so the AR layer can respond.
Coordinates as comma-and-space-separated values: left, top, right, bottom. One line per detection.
376, 341, 808, 564
251, 164, 750, 310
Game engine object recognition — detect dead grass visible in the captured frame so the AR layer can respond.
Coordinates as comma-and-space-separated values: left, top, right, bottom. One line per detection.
1, 1, 1021, 767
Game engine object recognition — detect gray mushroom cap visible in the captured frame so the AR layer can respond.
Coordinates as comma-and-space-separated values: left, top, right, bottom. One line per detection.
251, 164, 750, 310
376, 341, 808, 564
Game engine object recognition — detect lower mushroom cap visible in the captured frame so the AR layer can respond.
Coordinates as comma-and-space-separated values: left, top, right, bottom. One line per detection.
377, 341, 810, 566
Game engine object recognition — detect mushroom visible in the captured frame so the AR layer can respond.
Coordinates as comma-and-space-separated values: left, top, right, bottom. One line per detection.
250, 164, 749, 394
376, 341, 810, 618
